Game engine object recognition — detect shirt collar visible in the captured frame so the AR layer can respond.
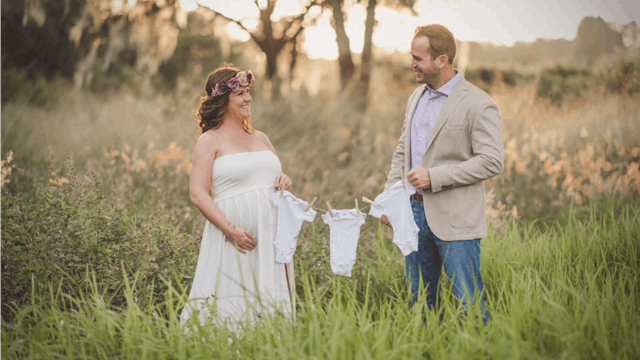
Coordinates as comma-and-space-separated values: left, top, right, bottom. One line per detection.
424, 70, 461, 97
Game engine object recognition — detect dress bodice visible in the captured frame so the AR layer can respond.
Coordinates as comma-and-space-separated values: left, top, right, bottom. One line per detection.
211, 150, 282, 201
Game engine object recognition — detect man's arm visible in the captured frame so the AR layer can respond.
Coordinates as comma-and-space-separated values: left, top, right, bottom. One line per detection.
429, 99, 504, 193
384, 122, 407, 191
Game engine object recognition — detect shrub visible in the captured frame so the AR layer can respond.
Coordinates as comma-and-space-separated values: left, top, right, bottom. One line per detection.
0, 67, 68, 107
466, 68, 496, 87
601, 59, 640, 95
502, 69, 534, 87
536, 65, 592, 104
0, 159, 199, 320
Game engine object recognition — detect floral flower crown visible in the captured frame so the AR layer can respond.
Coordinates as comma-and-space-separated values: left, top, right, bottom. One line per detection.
211, 70, 255, 97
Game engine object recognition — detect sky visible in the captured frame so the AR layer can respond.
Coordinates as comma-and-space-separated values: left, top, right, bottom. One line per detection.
180, 0, 640, 59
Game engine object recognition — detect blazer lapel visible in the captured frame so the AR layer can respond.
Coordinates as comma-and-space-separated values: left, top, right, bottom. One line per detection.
404, 85, 426, 171
424, 79, 469, 154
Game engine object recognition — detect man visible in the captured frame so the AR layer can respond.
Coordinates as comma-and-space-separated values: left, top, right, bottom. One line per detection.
381, 24, 503, 324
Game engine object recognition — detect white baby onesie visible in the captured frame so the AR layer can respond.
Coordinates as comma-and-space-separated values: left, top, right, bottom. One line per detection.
322, 209, 367, 277
368, 180, 419, 256
271, 190, 317, 263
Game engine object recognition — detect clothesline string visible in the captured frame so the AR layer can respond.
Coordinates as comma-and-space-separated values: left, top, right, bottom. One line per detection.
306, 203, 373, 214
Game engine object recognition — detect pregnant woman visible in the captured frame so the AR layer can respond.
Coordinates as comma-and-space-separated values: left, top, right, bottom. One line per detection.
180, 65, 293, 328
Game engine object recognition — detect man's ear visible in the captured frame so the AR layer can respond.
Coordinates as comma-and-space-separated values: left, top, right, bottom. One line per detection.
437, 55, 448, 68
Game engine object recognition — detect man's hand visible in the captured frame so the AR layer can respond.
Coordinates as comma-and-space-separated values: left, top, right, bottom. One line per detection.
407, 167, 431, 189
380, 215, 392, 229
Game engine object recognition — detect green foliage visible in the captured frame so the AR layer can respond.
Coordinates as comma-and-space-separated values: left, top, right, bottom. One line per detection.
501, 69, 535, 87
2, 202, 639, 359
601, 59, 640, 95
1, 161, 199, 319
465, 68, 534, 89
0, 67, 68, 107
466, 68, 496, 86
89, 63, 144, 95
536, 65, 593, 104
479, 68, 495, 84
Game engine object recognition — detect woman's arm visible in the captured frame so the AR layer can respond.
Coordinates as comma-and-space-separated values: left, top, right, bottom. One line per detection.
190, 134, 256, 254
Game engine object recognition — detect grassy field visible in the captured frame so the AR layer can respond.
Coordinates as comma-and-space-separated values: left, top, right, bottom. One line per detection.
2, 71, 640, 359
2, 203, 639, 359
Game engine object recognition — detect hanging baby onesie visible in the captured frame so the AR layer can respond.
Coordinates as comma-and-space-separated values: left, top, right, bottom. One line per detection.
271, 190, 317, 264
322, 209, 367, 277
368, 180, 419, 256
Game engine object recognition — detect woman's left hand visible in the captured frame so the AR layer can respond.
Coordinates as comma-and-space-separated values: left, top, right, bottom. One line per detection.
275, 173, 292, 191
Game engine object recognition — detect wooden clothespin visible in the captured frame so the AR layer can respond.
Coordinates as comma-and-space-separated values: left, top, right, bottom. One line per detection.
279, 189, 284, 198
362, 196, 379, 207
306, 196, 317, 212
355, 198, 360, 214
400, 169, 407, 189
325, 201, 333, 218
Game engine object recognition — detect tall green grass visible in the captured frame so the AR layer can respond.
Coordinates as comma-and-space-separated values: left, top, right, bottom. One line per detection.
3, 201, 639, 360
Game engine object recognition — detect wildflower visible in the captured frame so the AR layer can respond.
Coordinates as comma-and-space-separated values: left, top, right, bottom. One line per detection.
49, 177, 70, 186
539, 151, 550, 162
120, 152, 131, 165
177, 160, 192, 174
627, 162, 639, 177
106, 150, 119, 158
1, 150, 15, 188
510, 206, 519, 219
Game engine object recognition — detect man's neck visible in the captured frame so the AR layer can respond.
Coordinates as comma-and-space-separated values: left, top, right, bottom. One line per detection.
426, 67, 456, 90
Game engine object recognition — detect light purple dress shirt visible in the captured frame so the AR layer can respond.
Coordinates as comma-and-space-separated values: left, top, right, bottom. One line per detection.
410, 72, 462, 174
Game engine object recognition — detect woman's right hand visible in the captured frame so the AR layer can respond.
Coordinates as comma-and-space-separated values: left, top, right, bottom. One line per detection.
225, 226, 256, 254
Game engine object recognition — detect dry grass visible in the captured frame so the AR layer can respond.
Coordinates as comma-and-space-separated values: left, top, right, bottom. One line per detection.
2, 72, 639, 226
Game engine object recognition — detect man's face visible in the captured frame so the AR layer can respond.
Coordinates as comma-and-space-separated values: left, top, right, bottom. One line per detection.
410, 35, 443, 85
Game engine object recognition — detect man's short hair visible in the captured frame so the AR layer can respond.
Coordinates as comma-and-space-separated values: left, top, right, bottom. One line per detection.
414, 25, 456, 65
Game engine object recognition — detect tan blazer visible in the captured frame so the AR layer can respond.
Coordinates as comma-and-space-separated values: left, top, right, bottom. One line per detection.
384, 77, 504, 241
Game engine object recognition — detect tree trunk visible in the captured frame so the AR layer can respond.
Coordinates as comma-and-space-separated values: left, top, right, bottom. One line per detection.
329, 0, 355, 90
265, 49, 281, 99
356, 0, 377, 111
288, 37, 298, 93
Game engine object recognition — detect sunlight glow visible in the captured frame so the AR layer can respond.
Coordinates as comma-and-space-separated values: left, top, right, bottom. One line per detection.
304, 14, 339, 60
180, 0, 197, 11
226, 23, 251, 42
183, 0, 640, 60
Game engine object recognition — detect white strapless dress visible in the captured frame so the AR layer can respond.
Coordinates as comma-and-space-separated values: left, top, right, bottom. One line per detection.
180, 150, 294, 327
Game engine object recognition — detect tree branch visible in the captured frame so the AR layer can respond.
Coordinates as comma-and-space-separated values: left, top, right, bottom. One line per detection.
289, 22, 307, 42
282, 0, 321, 41
196, 2, 261, 44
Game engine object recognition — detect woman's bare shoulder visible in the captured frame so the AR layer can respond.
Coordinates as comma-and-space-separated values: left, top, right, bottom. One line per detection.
200, 128, 229, 144
254, 130, 276, 153
252, 130, 269, 143
194, 130, 222, 157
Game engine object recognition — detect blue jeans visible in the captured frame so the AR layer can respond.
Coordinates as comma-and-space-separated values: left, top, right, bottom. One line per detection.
406, 197, 489, 324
